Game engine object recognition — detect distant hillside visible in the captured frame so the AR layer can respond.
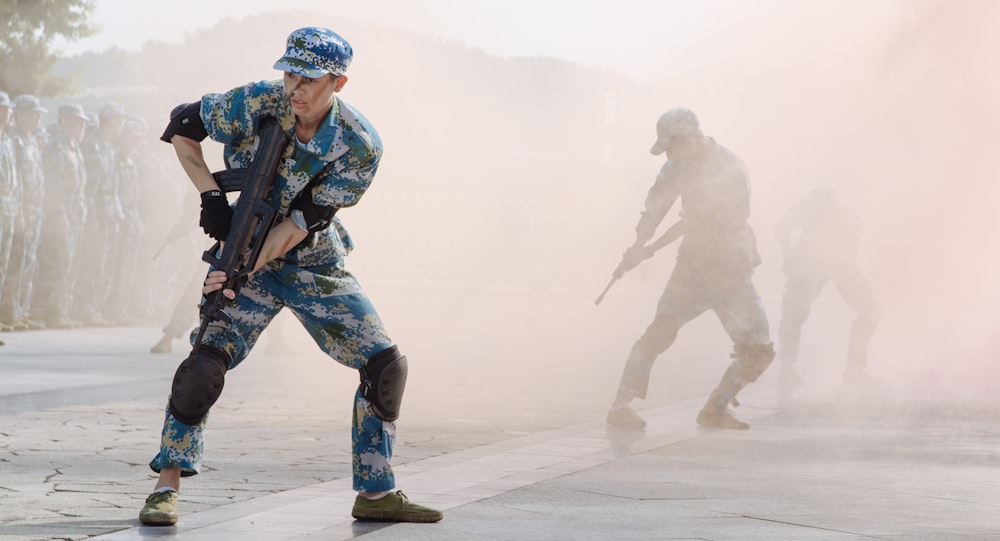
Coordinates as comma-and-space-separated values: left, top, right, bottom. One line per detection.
58, 11, 646, 184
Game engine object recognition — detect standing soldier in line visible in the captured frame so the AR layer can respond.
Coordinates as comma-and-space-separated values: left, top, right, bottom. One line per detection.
75, 103, 126, 326
35, 105, 89, 329
1, 95, 48, 331
605, 108, 774, 431
107, 119, 146, 321
773, 187, 881, 392
131, 122, 175, 320
0, 92, 16, 343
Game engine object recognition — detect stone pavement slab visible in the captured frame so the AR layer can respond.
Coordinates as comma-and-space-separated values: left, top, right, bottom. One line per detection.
88, 396, 1000, 540
3, 323, 1000, 540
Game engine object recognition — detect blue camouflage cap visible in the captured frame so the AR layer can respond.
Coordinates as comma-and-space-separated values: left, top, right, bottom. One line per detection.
273, 27, 353, 78
0, 91, 10, 108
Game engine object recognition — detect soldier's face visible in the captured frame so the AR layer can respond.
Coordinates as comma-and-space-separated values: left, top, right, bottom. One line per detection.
0, 107, 11, 130
283, 72, 347, 122
61, 116, 86, 143
663, 135, 700, 160
15, 109, 41, 132
103, 115, 125, 135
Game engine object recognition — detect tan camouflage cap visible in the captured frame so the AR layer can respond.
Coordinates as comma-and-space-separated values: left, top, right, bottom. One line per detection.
650, 108, 700, 155
59, 104, 88, 121
14, 94, 47, 113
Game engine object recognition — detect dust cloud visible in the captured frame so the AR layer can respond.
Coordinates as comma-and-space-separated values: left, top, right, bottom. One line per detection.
66, 0, 999, 424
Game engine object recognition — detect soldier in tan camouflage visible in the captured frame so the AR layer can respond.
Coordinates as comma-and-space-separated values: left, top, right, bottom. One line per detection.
606, 108, 774, 431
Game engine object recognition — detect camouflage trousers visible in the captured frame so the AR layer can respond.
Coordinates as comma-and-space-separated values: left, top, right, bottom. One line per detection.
73, 214, 118, 321
1, 205, 43, 321
32, 216, 85, 322
776, 264, 880, 370
149, 259, 398, 492
0, 210, 14, 303
617, 260, 771, 404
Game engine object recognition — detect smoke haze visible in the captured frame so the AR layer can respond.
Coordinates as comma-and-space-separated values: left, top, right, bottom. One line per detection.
52, 0, 1000, 420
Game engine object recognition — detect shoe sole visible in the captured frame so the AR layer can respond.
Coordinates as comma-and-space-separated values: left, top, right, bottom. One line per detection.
696, 414, 749, 430
606, 412, 647, 430
352, 511, 443, 523
606, 421, 646, 430
698, 422, 750, 430
139, 513, 177, 526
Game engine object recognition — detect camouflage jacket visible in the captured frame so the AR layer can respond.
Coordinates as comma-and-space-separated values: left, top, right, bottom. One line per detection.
81, 133, 123, 220
42, 133, 88, 221
636, 138, 760, 273
115, 152, 143, 228
10, 127, 44, 209
200, 79, 382, 268
775, 192, 862, 274
0, 133, 18, 217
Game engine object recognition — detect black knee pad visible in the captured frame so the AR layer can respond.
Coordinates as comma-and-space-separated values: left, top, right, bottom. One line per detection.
359, 346, 408, 422
636, 314, 680, 356
732, 342, 775, 383
168, 345, 230, 426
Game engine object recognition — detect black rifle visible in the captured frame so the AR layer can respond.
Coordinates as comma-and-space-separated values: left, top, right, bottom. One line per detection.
594, 219, 686, 306
192, 116, 289, 347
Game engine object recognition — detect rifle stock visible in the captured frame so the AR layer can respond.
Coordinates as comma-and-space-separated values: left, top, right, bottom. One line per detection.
191, 116, 289, 347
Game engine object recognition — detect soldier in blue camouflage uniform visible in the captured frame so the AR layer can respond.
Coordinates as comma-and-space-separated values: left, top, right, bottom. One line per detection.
36, 104, 89, 329
0, 92, 15, 342
606, 108, 774, 431
139, 27, 442, 526
1, 95, 47, 331
774, 187, 880, 391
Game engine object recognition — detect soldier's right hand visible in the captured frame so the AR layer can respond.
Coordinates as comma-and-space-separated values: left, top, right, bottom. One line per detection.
199, 190, 233, 241
626, 245, 652, 265
615, 245, 650, 277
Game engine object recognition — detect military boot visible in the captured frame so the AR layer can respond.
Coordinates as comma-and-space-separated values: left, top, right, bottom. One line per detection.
696, 408, 750, 430
843, 366, 879, 386
779, 363, 803, 392
606, 405, 647, 430
150, 335, 173, 354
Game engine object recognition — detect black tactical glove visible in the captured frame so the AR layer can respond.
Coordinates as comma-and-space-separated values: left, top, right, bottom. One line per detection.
199, 190, 233, 241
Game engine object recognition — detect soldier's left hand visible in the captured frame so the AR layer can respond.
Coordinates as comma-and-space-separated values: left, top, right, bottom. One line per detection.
203, 270, 237, 300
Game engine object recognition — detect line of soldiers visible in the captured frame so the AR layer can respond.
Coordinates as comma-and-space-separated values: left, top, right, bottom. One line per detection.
0, 91, 153, 344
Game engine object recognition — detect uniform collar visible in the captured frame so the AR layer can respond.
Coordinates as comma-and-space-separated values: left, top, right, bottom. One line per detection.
284, 97, 345, 159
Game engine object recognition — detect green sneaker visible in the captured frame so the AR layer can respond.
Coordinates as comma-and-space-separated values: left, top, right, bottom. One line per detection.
139, 490, 178, 526
351, 490, 443, 523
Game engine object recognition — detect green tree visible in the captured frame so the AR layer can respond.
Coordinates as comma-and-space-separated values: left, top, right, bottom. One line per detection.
0, 0, 98, 96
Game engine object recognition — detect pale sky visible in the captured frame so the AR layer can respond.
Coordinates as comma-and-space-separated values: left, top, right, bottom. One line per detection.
63, 0, 904, 82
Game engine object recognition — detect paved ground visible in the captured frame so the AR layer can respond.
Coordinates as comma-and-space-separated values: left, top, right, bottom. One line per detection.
2, 300, 999, 540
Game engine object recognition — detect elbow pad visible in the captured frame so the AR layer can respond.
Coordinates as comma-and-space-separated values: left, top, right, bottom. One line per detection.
289, 193, 338, 233
160, 101, 208, 143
